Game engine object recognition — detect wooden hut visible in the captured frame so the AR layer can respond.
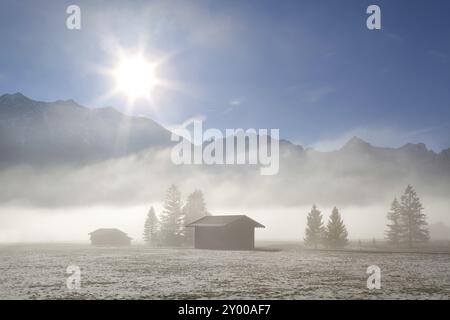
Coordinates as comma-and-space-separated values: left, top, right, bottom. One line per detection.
89, 228, 132, 246
185, 215, 264, 250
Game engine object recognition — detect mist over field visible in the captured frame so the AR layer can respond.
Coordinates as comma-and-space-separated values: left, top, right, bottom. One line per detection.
0, 134, 449, 243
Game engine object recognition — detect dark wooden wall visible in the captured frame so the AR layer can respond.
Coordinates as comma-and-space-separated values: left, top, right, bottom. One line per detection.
194, 221, 255, 250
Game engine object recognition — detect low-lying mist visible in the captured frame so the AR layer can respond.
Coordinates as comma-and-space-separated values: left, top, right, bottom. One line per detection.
0, 147, 449, 243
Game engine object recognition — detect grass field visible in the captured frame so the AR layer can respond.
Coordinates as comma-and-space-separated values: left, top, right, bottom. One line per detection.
0, 244, 449, 299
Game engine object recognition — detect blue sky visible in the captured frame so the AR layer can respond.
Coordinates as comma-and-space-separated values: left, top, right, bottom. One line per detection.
1, 0, 450, 151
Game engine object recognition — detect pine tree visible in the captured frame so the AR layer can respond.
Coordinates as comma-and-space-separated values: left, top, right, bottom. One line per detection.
304, 205, 325, 249
159, 184, 184, 246
325, 207, 349, 249
398, 185, 429, 248
182, 190, 210, 245
183, 190, 210, 224
385, 198, 401, 247
143, 206, 159, 246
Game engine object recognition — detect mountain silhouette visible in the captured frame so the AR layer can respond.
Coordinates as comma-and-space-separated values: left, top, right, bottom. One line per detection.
1, 93, 450, 186
1, 93, 450, 207
340, 136, 373, 152
0, 93, 173, 166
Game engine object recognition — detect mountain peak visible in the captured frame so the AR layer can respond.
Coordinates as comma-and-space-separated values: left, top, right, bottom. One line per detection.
1, 92, 26, 98
53, 98, 83, 109
341, 136, 372, 151
0, 92, 32, 104
398, 142, 429, 154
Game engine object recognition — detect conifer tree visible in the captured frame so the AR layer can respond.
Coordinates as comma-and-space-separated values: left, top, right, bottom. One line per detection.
143, 206, 159, 246
398, 185, 429, 248
159, 184, 184, 246
182, 190, 210, 245
183, 190, 210, 224
304, 205, 325, 249
385, 198, 402, 247
325, 207, 349, 248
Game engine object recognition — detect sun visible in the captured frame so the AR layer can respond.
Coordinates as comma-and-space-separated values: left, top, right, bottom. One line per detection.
98, 47, 176, 108
113, 55, 158, 101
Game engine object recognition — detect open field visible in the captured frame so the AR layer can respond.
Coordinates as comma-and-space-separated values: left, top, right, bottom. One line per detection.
0, 244, 449, 299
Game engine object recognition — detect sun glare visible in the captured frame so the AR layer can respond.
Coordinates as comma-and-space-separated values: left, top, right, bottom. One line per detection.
113, 55, 158, 101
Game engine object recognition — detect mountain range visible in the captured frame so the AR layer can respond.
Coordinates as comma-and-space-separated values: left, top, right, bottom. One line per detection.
1, 92, 450, 168
1, 93, 449, 208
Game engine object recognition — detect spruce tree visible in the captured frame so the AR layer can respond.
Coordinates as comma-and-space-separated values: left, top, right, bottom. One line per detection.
182, 190, 210, 245
183, 190, 210, 224
159, 184, 184, 246
398, 185, 429, 248
325, 207, 349, 248
385, 198, 401, 247
143, 206, 159, 246
304, 205, 325, 249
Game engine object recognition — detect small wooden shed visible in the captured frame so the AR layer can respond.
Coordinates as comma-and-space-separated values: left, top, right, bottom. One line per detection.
185, 215, 265, 250
89, 228, 132, 246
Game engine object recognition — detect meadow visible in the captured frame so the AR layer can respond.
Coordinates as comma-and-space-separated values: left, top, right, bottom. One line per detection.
0, 244, 448, 299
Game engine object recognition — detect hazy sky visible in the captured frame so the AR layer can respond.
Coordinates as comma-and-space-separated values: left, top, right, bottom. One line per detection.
1, 0, 450, 150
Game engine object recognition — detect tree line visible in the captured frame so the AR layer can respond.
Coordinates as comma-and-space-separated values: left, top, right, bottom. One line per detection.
143, 184, 209, 246
144, 183, 429, 249
304, 184, 429, 249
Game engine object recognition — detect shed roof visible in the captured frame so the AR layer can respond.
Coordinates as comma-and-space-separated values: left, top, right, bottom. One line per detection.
185, 215, 265, 228
89, 228, 131, 238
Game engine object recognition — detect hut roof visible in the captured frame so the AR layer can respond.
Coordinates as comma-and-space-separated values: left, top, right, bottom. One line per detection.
89, 228, 131, 238
185, 215, 265, 228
